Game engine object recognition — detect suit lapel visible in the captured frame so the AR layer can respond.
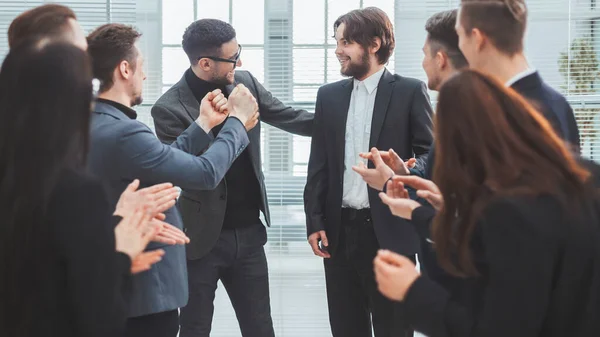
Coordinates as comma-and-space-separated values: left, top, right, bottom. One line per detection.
175, 75, 200, 122
369, 69, 395, 149
336, 79, 354, 176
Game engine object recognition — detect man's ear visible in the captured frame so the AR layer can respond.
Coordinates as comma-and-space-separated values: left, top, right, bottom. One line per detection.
471, 28, 486, 52
371, 37, 382, 55
436, 50, 449, 70
118, 60, 131, 80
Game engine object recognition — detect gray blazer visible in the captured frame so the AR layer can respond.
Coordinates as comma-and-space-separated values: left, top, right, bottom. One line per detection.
152, 70, 313, 260
88, 101, 249, 317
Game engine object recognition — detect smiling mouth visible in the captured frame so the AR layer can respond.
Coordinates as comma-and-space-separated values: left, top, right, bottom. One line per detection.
338, 58, 350, 65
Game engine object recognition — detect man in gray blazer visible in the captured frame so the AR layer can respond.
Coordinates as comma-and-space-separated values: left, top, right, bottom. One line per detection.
152, 19, 313, 337
86, 24, 259, 337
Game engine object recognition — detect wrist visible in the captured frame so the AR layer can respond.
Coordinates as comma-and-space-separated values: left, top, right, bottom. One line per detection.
195, 118, 213, 133
381, 175, 395, 192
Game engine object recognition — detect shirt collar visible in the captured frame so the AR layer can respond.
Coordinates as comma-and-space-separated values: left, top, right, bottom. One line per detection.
353, 67, 386, 94
505, 68, 537, 87
95, 98, 137, 120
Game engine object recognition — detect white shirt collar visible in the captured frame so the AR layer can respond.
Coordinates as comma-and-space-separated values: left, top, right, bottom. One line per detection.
505, 68, 537, 87
353, 67, 386, 94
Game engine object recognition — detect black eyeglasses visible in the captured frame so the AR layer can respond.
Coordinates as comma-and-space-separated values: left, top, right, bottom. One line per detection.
198, 44, 242, 68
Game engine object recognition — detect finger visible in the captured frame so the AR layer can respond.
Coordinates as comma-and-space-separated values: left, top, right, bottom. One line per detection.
229, 86, 239, 97
161, 224, 190, 243
308, 239, 327, 258
155, 213, 166, 221
394, 175, 431, 191
126, 179, 140, 193
139, 182, 174, 195
320, 232, 329, 248
406, 158, 417, 169
213, 95, 227, 110
358, 152, 372, 160
150, 186, 179, 201
153, 199, 176, 216
386, 180, 397, 198
379, 192, 394, 207
351, 164, 368, 177
389, 149, 402, 163
371, 147, 386, 168
153, 233, 177, 245
377, 249, 409, 267
151, 191, 179, 212
209, 88, 222, 100
131, 250, 164, 274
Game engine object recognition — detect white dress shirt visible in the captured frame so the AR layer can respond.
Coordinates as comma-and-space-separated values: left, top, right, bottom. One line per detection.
505, 68, 536, 87
342, 67, 386, 209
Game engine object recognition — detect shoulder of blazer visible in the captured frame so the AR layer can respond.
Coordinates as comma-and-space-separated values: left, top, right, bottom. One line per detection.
392, 74, 425, 91
154, 80, 184, 109
318, 78, 353, 95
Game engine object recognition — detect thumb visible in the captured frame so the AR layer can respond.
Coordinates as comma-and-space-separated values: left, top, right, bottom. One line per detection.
320, 231, 329, 247
127, 179, 140, 193
379, 192, 393, 206
389, 149, 403, 165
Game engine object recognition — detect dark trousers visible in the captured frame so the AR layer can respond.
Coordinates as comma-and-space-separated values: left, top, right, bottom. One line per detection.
180, 223, 274, 337
123, 309, 179, 337
325, 208, 414, 337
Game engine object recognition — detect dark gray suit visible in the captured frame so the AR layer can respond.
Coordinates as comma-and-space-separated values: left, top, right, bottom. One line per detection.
304, 69, 433, 337
152, 70, 313, 337
152, 70, 313, 259
87, 102, 248, 323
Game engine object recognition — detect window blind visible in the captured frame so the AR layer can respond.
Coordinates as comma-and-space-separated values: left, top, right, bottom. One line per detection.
2, 1, 599, 336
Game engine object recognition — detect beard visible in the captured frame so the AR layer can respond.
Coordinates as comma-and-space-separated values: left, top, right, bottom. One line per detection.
211, 70, 234, 87
131, 95, 143, 107
340, 51, 371, 79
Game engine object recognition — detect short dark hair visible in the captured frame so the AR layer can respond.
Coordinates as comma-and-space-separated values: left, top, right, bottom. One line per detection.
460, 0, 527, 56
425, 10, 468, 69
86, 24, 141, 93
334, 7, 395, 65
182, 19, 237, 64
8, 4, 77, 48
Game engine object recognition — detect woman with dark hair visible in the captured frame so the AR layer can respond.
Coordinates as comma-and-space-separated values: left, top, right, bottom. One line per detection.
0, 40, 173, 337
373, 70, 600, 337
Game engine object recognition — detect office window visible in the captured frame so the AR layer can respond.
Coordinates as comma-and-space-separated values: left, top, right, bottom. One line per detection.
2, 1, 600, 336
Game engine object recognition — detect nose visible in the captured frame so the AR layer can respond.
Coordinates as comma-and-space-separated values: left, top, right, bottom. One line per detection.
335, 44, 343, 57
236, 58, 242, 68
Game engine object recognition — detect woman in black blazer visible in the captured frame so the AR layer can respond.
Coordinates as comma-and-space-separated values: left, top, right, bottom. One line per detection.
374, 70, 600, 337
0, 40, 178, 337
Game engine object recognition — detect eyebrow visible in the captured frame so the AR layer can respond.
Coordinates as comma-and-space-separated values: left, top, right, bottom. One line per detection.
225, 49, 238, 60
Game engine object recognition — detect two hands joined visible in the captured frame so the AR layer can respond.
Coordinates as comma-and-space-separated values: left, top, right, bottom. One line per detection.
113, 179, 190, 274
196, 85, 260, 133
308, 147, 443, 301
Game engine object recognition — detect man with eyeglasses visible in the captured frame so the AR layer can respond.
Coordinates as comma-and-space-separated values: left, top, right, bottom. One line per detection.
152, 18, 313, 337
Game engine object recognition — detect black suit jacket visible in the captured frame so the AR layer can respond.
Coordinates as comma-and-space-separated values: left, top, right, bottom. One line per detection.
403, 194, 600, 337
30, 168, 131, 337
511, 71, 580, 150
304, 69, 434, 256
152, 70, 313, 260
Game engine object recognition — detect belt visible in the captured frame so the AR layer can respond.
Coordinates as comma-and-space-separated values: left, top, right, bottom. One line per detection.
341, 208, 371, 222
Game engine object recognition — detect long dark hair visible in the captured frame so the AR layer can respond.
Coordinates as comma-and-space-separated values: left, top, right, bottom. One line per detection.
0, 39, 93, 335
432, 70, 590, 277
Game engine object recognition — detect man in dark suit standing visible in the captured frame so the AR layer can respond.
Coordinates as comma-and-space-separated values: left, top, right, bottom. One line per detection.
152, 19, 313, 337
86, 24, 259, 337
304, 7, 433, 337
456, 0, 580, 151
